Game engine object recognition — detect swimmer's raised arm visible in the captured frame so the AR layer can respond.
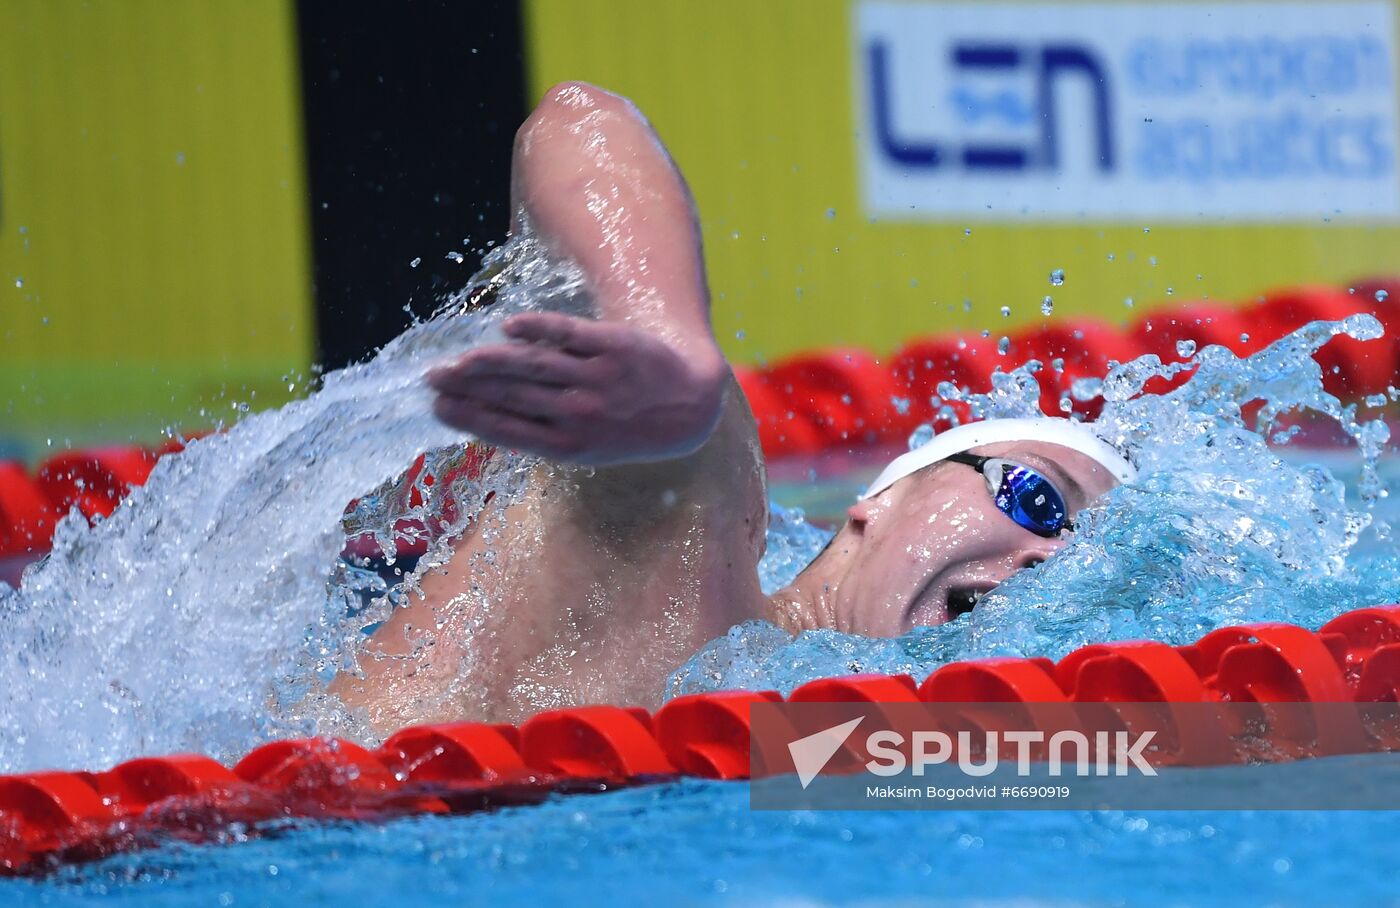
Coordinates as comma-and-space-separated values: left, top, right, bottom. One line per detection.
428, 82, 729, 466
332, 83, 766, 730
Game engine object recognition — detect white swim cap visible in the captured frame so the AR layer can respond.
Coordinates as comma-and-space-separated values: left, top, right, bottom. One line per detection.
862, 417, 1137, 500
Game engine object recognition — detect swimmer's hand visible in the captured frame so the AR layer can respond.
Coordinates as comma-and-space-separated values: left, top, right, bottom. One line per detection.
428, 311, 727, 466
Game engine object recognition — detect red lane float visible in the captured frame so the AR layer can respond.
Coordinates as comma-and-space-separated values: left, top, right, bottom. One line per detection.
0, 463, 55, 557
35, 447, 157, 521
748, 279, 1400, 455
377, 722, 527, 784
734, 368, 827, 458
653, 690, 781, 780
764, 349, 909, 449
4, 605, 1400, 875
93, 754, 241, 818
519, 706, 674, 781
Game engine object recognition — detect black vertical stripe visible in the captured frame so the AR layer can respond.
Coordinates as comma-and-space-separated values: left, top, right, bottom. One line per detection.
295, 0, 527, 370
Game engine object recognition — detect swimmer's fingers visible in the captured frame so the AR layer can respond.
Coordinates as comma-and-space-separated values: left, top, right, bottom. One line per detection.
501, 312, 619, 355
448, 378, 603, 425
428, 343, 591, 392
432, 395, 581, 458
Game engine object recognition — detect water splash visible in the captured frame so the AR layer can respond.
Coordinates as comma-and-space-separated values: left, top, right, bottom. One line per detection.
757, 505, 834, 596
0, 223, 586, 773
669, 315, 1400, 698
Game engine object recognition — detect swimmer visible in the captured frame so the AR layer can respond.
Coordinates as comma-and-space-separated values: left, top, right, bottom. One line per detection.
330, 83, 1131, 731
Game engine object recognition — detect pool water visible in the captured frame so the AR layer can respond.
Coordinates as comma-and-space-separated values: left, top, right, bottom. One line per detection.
8, 769, 1400, 907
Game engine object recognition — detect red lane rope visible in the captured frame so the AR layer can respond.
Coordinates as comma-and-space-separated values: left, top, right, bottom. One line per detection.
740, 278, 1400, 456
2, 605, 1400, 874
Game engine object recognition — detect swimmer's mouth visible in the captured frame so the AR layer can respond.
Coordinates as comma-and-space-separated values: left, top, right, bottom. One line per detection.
945, 585, 993, 621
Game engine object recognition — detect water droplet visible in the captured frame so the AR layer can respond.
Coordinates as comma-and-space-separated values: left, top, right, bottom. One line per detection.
1040, 296, 1054, 316
445, 252, 464, 264
409, 257, 421, 268
963, 227, 972, 236
175, 152, 186, 165
1143, 226, 1151, 233
1376, 289, 1389, 302
1000, 305, 1011, 318
1049, 268, 1065, 286
1149, 256, 1158, 266
826, 208, 836, 219
1034, 494, 1046, 506
40, 316, 49, 326
890, 395, 911, 416
1240, 333, 1251, 343
997, 336, 1010, 355
1176, 339, 1197, 358
735, 329, 746, 340
1166, 287, 1174, 295
1106, 253, 1115, 262
14, 278, 22, 288
908, 423, 935, 450
1071, 376, 1103, 401
1124, 296, 1135, 308
1366, 393, 1388, 407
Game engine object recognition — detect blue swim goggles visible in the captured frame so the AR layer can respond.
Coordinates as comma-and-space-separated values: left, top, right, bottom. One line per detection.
944, 452, 1072, 538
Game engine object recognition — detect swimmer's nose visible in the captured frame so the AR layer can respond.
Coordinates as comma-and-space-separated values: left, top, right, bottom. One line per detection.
1018, 540, 1061, 571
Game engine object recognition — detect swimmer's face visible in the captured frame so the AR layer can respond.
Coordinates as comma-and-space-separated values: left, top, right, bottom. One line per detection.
810, 441, 1119, 636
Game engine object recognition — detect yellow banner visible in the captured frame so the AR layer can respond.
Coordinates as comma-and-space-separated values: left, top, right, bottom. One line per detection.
525, 0, 1400, 366
0, 0, 312, 456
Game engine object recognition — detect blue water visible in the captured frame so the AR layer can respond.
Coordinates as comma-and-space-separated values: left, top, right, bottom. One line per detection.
7, 775, 1400, 907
